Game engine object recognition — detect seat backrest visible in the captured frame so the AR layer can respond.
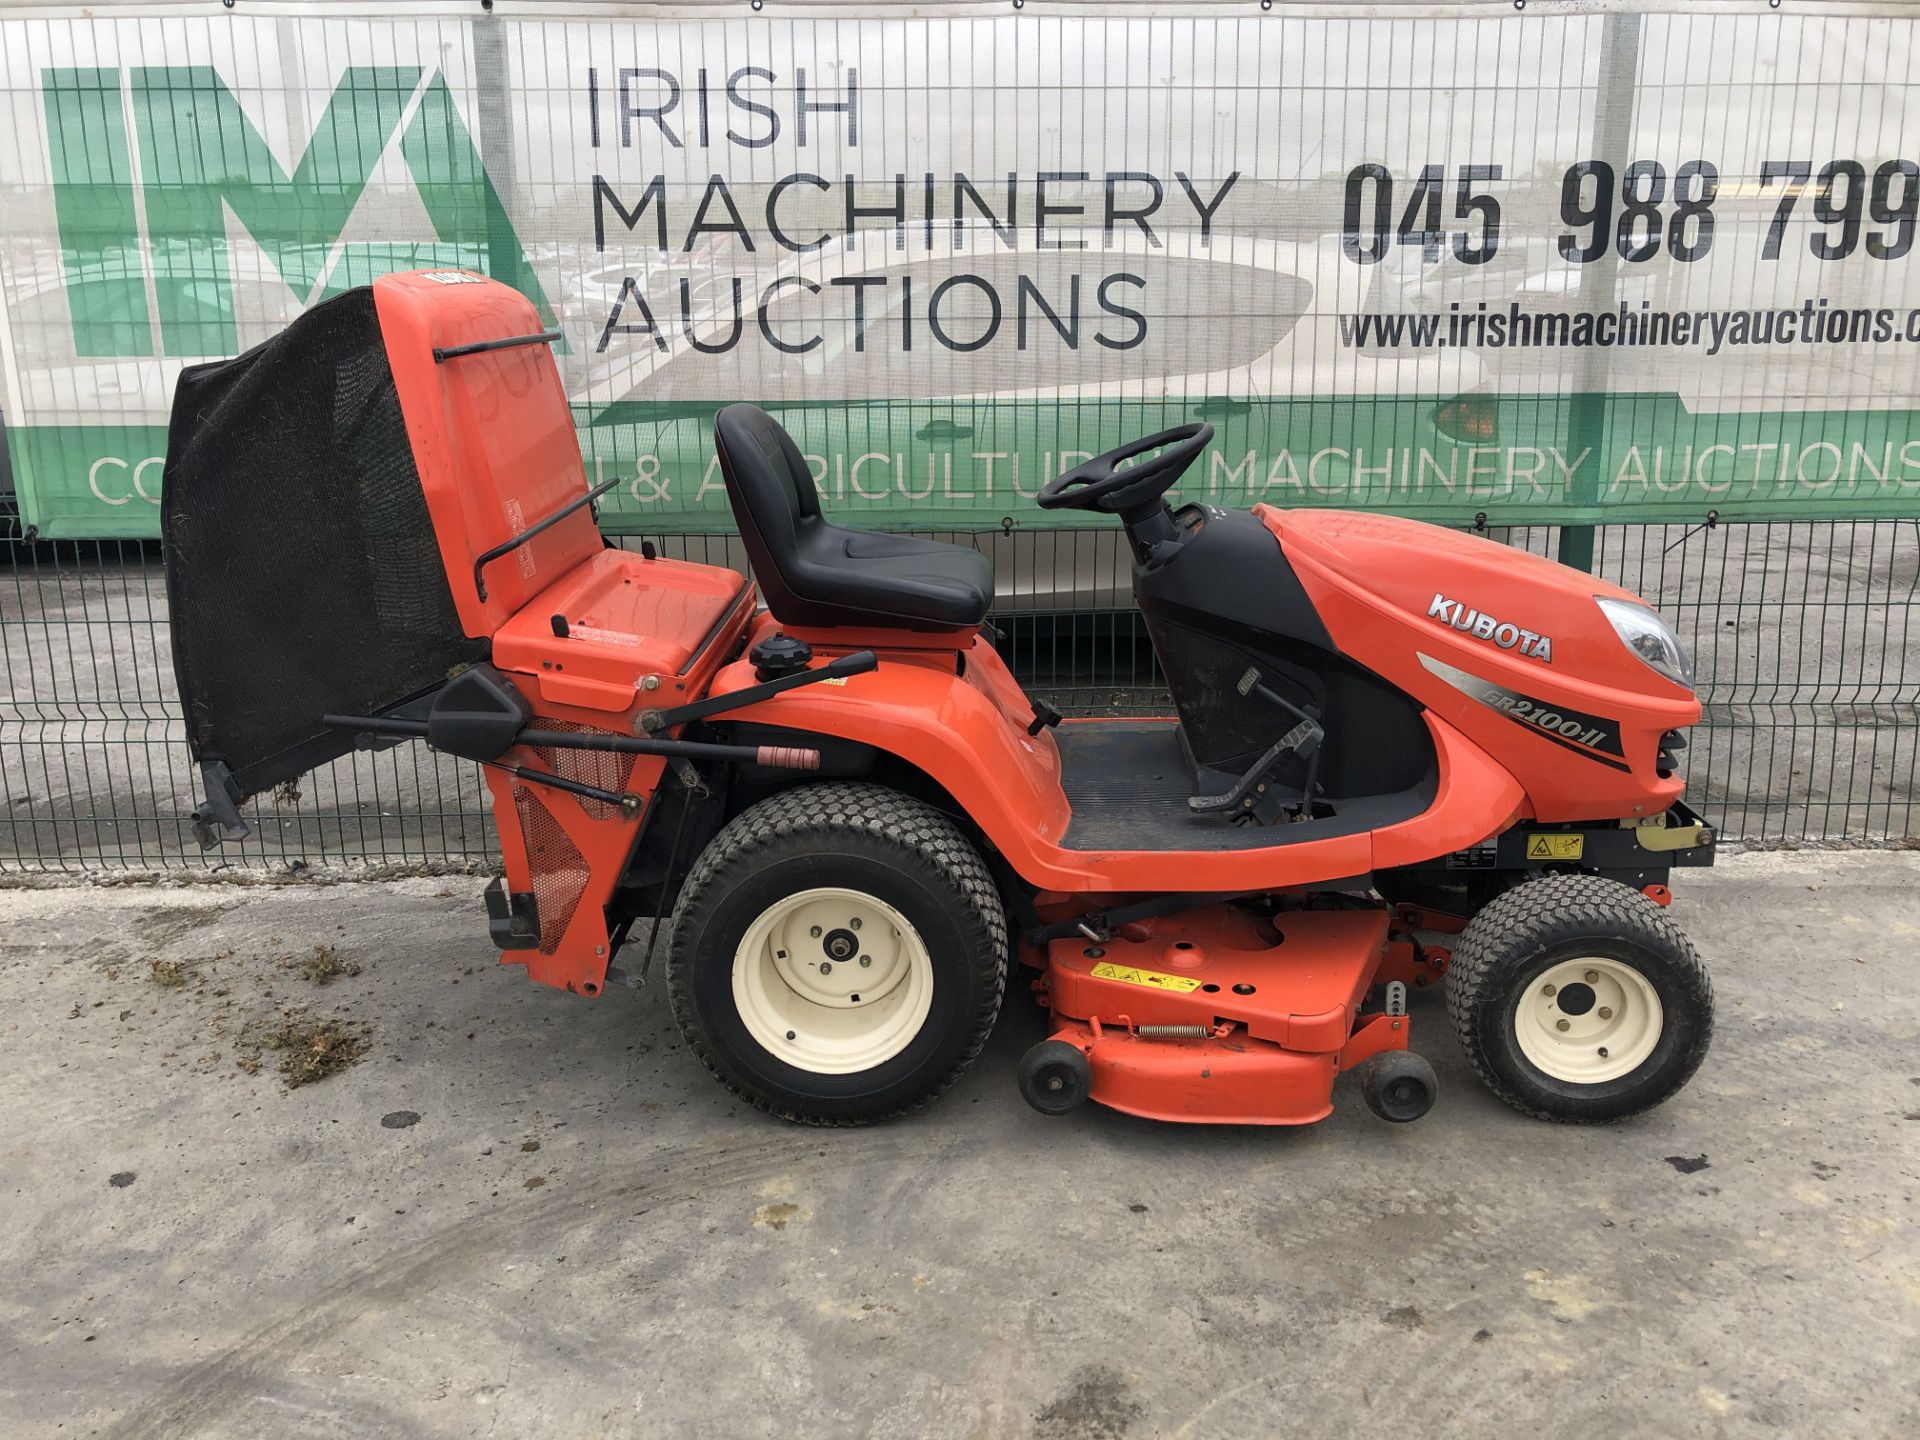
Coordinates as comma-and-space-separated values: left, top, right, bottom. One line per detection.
713, 403, 820, 621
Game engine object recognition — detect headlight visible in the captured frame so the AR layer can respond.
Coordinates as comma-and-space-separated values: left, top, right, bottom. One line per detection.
1598, 597, 1693, 688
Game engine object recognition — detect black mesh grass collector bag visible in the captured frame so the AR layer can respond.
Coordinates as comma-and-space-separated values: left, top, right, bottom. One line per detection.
161, 287, 486, 841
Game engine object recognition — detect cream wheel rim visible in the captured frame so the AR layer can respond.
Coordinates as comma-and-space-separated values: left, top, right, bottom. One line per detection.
732, 886, 934, 1074
1513, 956, 1663, 1084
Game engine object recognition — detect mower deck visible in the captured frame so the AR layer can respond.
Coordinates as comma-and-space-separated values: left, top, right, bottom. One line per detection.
1054, 719, 1434, 853
1037, 904, 1407, 1124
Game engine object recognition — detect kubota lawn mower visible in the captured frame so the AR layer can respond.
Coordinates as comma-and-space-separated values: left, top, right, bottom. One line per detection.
162, 272, 1714, 1128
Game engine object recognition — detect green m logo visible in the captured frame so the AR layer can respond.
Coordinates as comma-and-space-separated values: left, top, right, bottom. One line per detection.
43, 66, 554, 357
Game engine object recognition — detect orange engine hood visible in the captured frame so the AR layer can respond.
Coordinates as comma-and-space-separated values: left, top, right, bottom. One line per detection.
1255, 507, 1701, 823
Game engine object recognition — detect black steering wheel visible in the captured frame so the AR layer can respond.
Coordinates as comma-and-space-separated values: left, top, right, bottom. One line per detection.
1036, 422, 1214, 517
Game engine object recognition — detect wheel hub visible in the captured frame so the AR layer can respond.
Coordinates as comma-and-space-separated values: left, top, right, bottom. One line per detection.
1513, 956, 1663, 1084
1555, 981, 1597, 1016
732, 887, 934, 1074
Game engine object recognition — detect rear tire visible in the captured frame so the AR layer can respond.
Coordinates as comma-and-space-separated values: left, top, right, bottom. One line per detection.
666, 784, 1007, 1125
1445, 874, 1712, 1123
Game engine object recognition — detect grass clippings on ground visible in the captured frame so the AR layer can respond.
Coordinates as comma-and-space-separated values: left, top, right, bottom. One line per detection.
258, 1015, 370, 1089
296, 944, 362, 985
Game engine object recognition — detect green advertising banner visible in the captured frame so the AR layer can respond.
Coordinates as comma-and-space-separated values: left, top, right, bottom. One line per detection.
2, 2, 1918, 538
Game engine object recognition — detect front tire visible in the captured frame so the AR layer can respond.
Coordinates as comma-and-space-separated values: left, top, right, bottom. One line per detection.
666, 784, 1007, 1125
1445, 874, 1712, 1123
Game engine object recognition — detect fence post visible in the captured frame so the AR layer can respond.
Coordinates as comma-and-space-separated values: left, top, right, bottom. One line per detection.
1558, 10, 1642, 573
473, 14, 517, 285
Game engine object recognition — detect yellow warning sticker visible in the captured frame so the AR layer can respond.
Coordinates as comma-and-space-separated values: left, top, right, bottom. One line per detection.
1089, 961, 1204, 993
1525, 833, 1585, 861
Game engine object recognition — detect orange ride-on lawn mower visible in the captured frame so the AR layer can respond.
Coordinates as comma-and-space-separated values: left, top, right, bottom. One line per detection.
163, 272, 1715, 1129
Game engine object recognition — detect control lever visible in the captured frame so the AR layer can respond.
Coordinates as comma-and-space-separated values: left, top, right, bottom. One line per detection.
639, 650, 878, 734
1027, 699, 1063, 737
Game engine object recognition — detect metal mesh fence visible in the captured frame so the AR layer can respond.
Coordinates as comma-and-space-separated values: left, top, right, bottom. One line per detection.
0, 3, 1916, 869
3, 505, 1915, 873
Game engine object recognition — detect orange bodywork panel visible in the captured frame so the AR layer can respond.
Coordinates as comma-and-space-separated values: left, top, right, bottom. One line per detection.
374, 272, 603, 637
492, 551, 752, 714
710, 611, 1524, 894
481, 754, 656, 995
480, 550, 754, 995
706, 611, 1076, 852
373, 272, 763, 995
1259, 507, 1699, 822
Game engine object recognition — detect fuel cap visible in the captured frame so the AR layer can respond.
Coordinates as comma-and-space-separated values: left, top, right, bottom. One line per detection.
750, 632, 813, 681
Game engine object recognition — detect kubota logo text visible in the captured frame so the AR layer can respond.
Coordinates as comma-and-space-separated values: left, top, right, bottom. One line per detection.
1428, 593, 1554, 662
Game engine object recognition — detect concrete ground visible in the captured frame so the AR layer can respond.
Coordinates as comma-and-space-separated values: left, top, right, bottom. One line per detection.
1, 852, 1916, 1439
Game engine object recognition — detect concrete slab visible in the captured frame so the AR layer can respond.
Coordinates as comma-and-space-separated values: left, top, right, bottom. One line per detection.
1, 852, 1916, 1438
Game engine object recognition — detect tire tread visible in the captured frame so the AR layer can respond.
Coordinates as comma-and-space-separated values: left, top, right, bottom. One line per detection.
665, 783, 1007, 1126
1446, 873, 1712, 1123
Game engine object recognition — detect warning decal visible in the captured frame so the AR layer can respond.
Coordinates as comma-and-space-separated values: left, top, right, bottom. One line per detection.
1089, 962, 1204, 994
1525, 833, 1586, 861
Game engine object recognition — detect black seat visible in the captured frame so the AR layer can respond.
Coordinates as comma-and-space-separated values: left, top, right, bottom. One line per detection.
714, 403, 993, 631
